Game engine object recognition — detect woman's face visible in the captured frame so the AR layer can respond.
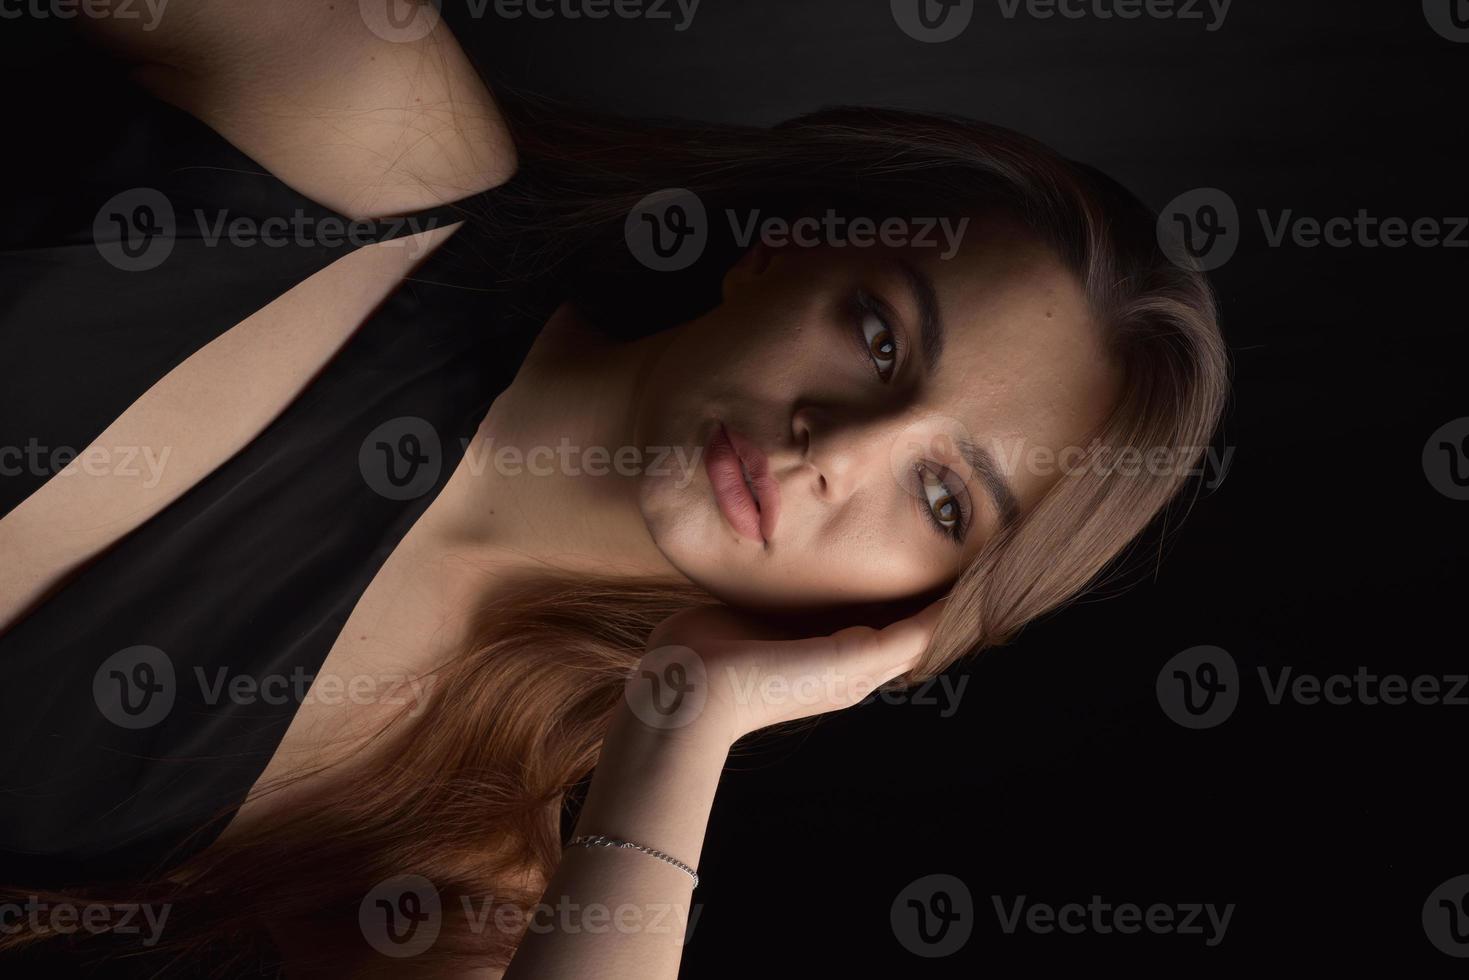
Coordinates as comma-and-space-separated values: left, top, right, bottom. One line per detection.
631, 216, 1123, 609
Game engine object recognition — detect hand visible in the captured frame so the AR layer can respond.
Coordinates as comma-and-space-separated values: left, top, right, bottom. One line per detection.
625, 598, 947, 748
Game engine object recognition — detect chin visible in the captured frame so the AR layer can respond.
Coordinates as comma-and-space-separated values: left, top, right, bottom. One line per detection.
651, 520, 758, 595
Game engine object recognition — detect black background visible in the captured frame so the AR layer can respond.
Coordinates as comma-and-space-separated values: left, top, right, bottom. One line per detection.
5, 0, 1468, 973
455, 0, 1469, 972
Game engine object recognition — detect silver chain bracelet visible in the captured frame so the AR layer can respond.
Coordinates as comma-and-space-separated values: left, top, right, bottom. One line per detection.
565, 834, 700, 887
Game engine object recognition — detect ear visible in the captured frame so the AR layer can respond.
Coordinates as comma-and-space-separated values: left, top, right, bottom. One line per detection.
720, 241, 774, 301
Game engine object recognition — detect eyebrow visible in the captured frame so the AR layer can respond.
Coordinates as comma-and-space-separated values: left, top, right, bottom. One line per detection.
956, 437, 1021, 532
891, 256, 945, 371
888, 256, 1022, 535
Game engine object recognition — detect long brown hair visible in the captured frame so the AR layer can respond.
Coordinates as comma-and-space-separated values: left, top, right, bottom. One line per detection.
0, 88, 1228, 976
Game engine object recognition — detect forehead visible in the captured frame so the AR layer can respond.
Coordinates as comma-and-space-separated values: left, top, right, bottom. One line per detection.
924, 214, 1102, 380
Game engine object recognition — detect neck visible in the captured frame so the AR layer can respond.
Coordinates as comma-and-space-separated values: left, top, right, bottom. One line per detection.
415, 303, 688, 587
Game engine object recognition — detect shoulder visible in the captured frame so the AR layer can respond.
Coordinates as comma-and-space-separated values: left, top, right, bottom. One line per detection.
85, 0, 517, 219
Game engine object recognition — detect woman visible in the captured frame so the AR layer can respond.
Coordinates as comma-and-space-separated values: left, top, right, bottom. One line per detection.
0, 2, 1228, 976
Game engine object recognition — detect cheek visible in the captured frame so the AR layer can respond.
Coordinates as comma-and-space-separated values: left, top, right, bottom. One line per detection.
640, 319, 828, 451
774, 505, 951, 603
704, 274, 838, 374
635, 462, 712, 548
637, 470, 946, 607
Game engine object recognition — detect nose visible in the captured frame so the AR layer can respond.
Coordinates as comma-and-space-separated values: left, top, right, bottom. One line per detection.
789, 404, 897, 503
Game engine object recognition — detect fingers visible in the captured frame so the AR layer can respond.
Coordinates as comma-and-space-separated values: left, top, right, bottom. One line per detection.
642, 596, 952, 738
877, 596, 947, 670
649, 596, 948, 687
806, 596, 947, 684
647, 603, 806, 652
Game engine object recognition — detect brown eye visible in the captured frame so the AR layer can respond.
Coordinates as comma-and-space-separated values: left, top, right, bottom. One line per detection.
919, 466, 963, 538
861, 310, 897, 380
869, 330, 895, 358
934, 495, 958, 523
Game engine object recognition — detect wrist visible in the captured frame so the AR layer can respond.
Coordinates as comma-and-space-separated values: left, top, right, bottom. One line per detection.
611, 694, 736, 758
623, 646, 741, 751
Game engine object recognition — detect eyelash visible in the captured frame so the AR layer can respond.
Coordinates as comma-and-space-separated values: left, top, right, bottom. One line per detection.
846, 288, 970, 545
849, 289, 899, 382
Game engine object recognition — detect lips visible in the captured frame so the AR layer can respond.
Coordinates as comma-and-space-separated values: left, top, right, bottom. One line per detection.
704, 421, 781, 544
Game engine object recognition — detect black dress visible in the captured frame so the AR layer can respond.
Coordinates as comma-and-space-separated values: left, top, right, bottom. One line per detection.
0, 72, 558, 896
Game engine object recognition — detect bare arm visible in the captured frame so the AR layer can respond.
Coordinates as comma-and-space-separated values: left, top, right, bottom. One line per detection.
76, 0, 516, 219
490, 602, 944, 979
497, 704, 727, 979
0, 4, 516, 630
